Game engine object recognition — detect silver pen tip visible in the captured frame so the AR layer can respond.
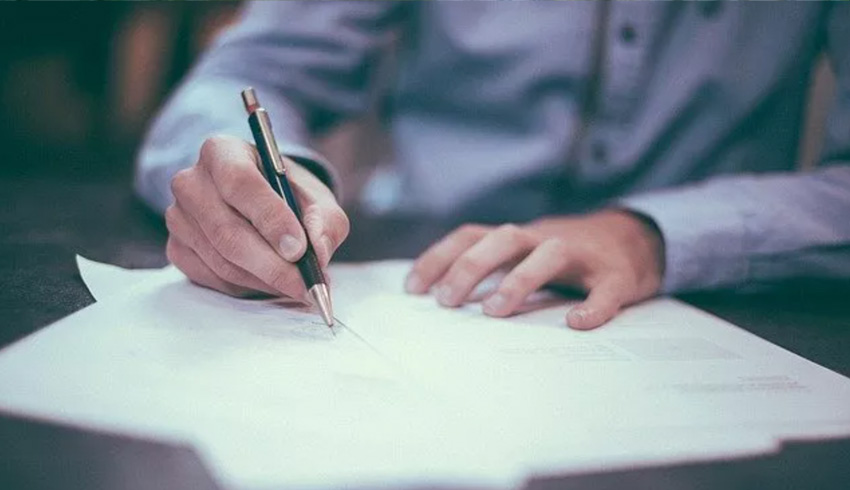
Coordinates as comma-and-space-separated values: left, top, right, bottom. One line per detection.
309, 284, 334, 328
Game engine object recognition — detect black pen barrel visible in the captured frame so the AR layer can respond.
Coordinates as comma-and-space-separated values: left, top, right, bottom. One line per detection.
248, 112, 327, 290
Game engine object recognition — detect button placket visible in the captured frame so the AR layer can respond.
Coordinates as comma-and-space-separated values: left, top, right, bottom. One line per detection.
592, 139, 608, 165
619, 23, 637, 45
599, 2, 665, 123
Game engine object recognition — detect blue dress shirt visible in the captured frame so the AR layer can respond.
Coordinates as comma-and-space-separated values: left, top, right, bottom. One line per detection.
136, 1, 850, 294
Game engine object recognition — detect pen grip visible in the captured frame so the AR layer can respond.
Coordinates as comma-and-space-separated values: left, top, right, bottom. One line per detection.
249, 115, 326, 289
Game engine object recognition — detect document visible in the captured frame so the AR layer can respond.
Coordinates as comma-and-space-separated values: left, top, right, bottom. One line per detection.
0, 258, 848, 489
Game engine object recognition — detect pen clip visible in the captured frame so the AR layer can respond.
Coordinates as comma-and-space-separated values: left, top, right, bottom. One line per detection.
242, 87, 288, 176
255, 153, 296, 179
253, 110, 288, 176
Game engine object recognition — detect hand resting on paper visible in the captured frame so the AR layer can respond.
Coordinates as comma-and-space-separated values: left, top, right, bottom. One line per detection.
405, 210, 665, 330
164, 135, 349, 301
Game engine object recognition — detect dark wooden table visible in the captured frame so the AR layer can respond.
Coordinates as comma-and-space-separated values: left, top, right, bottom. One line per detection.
2, 175, 849, 490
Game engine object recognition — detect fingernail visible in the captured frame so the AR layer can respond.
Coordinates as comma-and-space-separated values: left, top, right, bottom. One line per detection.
279, 234, 302, 261
405, 273, 424, 294
568, 307, 588, 327
483, 293, 507, 315
436, 285, 455, 306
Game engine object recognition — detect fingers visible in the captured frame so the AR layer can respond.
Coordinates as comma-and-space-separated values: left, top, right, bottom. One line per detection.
482, 238, 570, 317
432, 224, 535, 307
171, 164, 306, 299
405, 224, 489, 294
168, 135, 351, 300
405, 212, 661, 329
566, 276, 628, 330
165, 204, 278, 296
198, 136, 307, 262
166, 236, 256, 298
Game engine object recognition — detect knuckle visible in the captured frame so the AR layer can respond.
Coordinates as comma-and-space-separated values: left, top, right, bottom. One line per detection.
200, 134, 256, 173
254, 201, 285, 234
454, 254, 485, 278
170, 169, 194, 198
542, 238, 570, 257
496, 223, 521, 236
505, 271, 536, 292
199, 134, 234, 162
432, 245, 458, 263
332, 209, 351, 242
216, 166, 251, 203
571, 237, 597, 257
458, 223, 486, 239
209, 222, 243, 259
495, 223, 524, 246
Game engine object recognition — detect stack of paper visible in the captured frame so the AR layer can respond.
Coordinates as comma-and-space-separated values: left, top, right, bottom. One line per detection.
0, 257, 848, 489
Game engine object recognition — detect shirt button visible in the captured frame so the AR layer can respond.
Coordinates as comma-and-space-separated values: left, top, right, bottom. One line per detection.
592, 141, 608, 164
619, 24, 637, 44
699, 1, 723, 18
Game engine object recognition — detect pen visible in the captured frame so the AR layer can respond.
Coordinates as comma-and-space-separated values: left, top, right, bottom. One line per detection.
241, 87, 334, 329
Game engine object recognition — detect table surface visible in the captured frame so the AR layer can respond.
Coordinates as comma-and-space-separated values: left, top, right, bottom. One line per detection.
1, 176, 849, 490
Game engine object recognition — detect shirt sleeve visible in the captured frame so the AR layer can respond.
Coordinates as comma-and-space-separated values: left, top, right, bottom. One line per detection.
134, 1, 407, 214
619, 3, 850, 294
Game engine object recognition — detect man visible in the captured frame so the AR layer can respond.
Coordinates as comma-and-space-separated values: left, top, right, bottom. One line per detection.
136, 2, 850, 330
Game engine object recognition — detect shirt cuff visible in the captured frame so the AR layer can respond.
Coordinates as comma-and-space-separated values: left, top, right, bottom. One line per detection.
279, 143, 341, 202
134, 140, 341, 216
618, 188, 751, 294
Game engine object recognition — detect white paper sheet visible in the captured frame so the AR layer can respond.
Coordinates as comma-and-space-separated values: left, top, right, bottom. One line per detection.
331, 262, 850, 476
7, 259, 524, 489
76, 255, 180, 301
0, 258, 848, 489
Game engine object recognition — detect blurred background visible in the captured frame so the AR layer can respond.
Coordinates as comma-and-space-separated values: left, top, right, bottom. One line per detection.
0, 1, 239, 182
0, 2, 246, 345
0, 1, 389, 200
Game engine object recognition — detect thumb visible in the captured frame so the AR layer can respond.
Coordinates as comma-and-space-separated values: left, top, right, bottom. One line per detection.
566, 276, 628, 330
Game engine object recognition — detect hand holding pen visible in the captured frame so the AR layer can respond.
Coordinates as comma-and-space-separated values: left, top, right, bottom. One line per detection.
163, 94, 349, 327
242, 88, 334, 326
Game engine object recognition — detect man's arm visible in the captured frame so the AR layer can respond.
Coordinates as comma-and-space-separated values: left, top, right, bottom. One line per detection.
135, 1, 406, 213
407, 4, 850, 330
620, 3, 850, 293
137, 1, 406, 300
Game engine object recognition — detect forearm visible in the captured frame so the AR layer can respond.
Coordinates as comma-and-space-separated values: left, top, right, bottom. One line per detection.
620, 164, 850, 293
135, 1, 405, 213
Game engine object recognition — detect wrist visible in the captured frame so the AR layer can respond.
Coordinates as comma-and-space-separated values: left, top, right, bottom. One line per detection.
603, 208, 666, 294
